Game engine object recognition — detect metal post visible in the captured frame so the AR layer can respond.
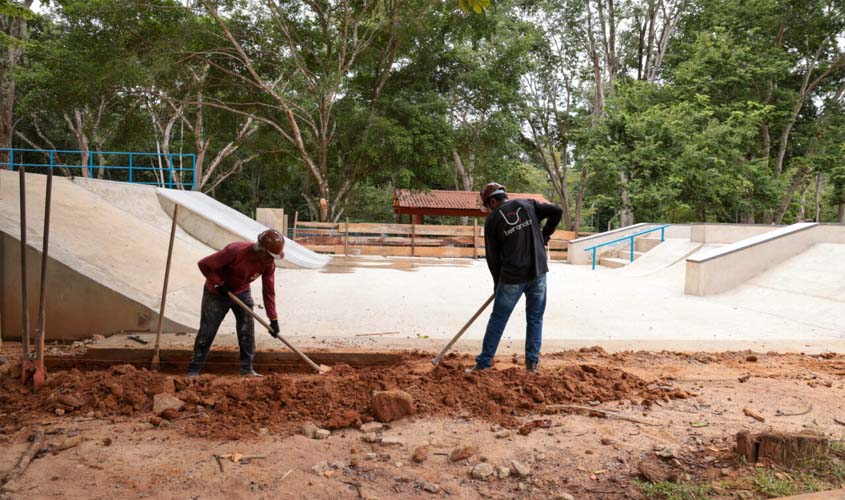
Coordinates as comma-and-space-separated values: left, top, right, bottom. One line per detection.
292, 211, 299, 240
344, 218, 350, 256
19, 166, 31, 379
591, 249, 596, 270
89, 150, 93, 178
629, 235, 635, 262
661, 226, 665, 241
129, 153, 133, 184
9, 148, 14, 171
168, 154, 173, 188
411, 218, 416, 257
472, 218, 478, 259
191, 154, 197, 191
33, 167, 52, 390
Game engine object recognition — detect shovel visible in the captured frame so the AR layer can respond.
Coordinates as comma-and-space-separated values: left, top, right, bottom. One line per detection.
227, 291, 331, 374
432, 293, 495, 365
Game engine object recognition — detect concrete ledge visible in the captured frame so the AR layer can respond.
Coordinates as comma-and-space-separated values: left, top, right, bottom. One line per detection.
685, 223, 817, 296
690, 223, 781, 244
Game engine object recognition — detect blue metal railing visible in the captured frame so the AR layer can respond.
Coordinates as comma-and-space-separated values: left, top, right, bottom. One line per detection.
584, 224, 670, 270
0, 148, 197, 190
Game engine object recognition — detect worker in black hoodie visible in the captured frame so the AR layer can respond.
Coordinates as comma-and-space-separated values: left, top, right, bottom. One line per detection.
467, 182, 563, 373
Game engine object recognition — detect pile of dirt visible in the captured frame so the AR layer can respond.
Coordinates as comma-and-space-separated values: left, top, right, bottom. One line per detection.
0, 358, 691, 440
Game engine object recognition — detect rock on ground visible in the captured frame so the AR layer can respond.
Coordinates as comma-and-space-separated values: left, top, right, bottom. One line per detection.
412, 446, 429, 463
302, 422, 330, 440
371, 389, 415, 423
496, 466, 510, 479
511, 460, 531, 477
360, 422, 384, 433
420, 481, 439, 493
448, 445, 477, 463
471, 462, 495, 481
152, 393, 184, 415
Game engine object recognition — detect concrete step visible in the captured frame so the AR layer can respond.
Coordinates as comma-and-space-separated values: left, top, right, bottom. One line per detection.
605, 249, 645, 260
599, 257, 630, 269
636, 237, 663, 252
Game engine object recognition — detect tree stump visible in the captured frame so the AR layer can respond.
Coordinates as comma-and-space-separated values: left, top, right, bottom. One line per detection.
736, 430, 829, 466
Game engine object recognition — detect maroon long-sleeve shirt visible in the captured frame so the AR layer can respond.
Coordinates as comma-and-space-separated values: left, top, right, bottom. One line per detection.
197, 242, 278, 320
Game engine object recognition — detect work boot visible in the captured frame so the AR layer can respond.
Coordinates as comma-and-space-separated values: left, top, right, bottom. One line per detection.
525, 361, 538, 374
240, 368, 263, 378
187, 370, 200, 379
464, 365, 489, 374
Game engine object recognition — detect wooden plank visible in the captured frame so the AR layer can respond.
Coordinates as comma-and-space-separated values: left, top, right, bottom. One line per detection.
344, 218, 349, 255
549, 230, 577, 241
473, 218, 478, 259
297, 221, 340, 229
548, 240, 569, 250
46, 348, 403, 373
341, 223, 477, 236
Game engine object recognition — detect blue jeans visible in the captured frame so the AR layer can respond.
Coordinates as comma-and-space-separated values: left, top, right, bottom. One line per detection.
476, 273, 547, 369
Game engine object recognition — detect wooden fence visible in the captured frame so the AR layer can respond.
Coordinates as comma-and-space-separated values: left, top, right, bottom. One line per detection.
292, 220, 577, 260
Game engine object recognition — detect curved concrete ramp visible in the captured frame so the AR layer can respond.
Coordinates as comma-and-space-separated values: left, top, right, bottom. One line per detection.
156, 189, 329, 270
616, 239, 703, 277
0, 171, 202, 340
71, 177, 214, 254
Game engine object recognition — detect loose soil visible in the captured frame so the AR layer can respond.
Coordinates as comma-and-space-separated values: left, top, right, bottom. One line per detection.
1, 347, 844, 500
1, 350, 689, 441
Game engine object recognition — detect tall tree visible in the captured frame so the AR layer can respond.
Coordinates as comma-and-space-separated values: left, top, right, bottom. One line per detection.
0, 0, 33, 169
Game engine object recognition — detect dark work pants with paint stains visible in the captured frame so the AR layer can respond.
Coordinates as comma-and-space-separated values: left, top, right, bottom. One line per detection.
188, 287, 255, 374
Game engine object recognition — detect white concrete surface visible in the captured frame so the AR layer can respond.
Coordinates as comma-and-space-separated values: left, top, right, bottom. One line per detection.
157, 189, 329, 269
253, 255, 845, 353
0, 171, 202, 339
4, 171, 844, 352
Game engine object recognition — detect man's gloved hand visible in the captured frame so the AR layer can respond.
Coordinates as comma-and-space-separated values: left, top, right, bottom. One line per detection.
269, 319, 280, 338
215, 284, 230, 297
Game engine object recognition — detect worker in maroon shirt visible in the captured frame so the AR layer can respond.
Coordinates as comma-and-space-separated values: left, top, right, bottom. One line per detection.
187, 229, 285, 378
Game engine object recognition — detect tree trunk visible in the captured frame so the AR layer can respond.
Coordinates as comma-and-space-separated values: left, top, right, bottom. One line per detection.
572, 164, 589, 233
0, 2, 34, 169
619, 169, 634, 226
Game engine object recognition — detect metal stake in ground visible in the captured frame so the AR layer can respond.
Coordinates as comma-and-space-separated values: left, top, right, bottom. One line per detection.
152, 204, 179, 370
32, 166, 53, 391
226, 291, 331, 374
18, 166, 32, 383
432, 293, 495, 365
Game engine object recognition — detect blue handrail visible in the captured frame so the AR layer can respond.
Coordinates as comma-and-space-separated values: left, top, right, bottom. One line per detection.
584, 224, 670, 270
0, 147, 197, 190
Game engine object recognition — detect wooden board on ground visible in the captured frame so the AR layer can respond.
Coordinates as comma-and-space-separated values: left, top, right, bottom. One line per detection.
45, 348, 404, 373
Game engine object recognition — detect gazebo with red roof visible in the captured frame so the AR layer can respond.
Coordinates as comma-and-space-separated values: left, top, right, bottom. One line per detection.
393, 189, 551, 224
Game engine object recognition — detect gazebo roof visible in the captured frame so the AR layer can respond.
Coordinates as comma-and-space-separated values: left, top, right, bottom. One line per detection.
393, 189, 550, 218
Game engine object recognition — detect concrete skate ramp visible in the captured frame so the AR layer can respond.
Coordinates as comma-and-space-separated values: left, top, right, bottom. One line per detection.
616, 239, 703, 277
714, 243, 845, 332
0, 170, 202, 340
71, 178, 214, 254
156, 189, 329, 270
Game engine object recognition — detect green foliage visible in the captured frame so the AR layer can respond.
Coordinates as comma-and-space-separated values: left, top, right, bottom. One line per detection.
5, 0, 845, 224
634, 479, 714, 500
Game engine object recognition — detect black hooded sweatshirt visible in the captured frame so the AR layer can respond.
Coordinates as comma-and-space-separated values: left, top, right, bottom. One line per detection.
484, 198, 563, 286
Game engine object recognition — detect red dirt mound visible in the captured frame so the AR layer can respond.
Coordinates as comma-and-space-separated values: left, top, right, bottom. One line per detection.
0, 359, 690, 440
